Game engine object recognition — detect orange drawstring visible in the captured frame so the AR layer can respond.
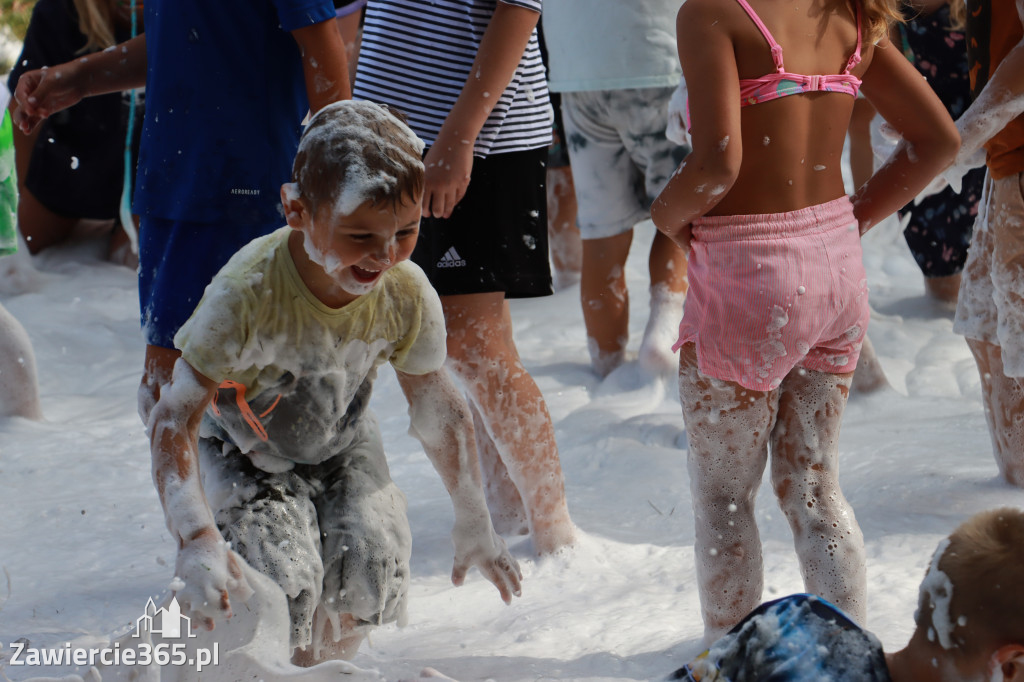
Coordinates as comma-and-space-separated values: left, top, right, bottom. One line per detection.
209, 380, 280, 442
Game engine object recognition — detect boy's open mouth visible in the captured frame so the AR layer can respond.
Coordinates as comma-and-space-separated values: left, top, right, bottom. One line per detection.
351, 265, 381, 283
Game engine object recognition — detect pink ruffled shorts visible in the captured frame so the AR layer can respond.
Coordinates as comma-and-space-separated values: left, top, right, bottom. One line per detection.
674, 196, 869, 391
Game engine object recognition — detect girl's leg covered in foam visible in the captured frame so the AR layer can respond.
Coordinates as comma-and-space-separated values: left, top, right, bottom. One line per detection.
769, 366, 866, 624
678, 343, 778, 640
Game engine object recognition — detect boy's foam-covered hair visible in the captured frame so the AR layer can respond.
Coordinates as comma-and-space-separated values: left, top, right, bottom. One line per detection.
291, 100, 425, 216
915, 507, 1024, 657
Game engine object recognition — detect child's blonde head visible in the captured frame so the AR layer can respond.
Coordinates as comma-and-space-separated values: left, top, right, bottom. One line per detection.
915, 508, 1024, 658
291, 100, 425, 217
72, 0, 122, 53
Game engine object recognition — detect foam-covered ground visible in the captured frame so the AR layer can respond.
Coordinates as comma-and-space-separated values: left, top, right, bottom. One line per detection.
1, 195, 1021, 680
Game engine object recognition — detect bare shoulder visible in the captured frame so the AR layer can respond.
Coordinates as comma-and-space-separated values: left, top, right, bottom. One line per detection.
677, 0, 741, 37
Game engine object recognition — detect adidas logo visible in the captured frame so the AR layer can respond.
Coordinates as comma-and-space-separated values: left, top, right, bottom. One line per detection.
436, 246, 467, 268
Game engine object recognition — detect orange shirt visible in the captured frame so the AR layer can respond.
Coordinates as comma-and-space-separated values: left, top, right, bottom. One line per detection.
967, 0, 1024, 179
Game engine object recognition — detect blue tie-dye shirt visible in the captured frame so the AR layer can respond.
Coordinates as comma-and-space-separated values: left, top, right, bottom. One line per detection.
670, 595, 892, 682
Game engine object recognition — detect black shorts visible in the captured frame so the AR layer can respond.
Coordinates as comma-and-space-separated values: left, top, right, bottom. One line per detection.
25, 92, 143, 221
899, 166, 985, 278
413, 147, 553, 298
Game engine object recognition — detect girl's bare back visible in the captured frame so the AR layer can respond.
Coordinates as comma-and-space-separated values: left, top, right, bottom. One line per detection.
678, 0, 872, 216
713, 0, 871, 215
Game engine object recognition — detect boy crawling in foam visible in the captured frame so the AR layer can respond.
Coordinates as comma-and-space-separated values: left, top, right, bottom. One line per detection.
146, 100, 521, 666
671, 507, 1024, 682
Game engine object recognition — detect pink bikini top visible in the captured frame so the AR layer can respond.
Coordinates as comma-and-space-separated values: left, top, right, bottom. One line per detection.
685, 0, 863, 129
736, 0, 863, 106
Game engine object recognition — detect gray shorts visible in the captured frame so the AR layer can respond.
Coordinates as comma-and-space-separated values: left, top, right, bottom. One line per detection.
561, 86, 689, 240
954, 171, 1024, 377
198, 415, 412, 649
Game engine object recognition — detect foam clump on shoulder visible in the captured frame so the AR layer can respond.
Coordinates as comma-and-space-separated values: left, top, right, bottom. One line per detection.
296, 100, 425, 218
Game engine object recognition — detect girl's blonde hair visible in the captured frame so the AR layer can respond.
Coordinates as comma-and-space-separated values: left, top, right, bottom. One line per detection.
72, 0, 118, 54
860, 0, 906, 43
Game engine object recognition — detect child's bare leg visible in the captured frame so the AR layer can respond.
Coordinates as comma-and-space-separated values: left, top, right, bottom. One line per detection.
470, 400, 528, 536
850, 334, 889, 393
442, 293, 575, 554
581, 230, 632, 377
924, 273, 962, 305
770, 367, 866, 624
967, 338, 1024, 487
292, 613, 365, 666
547, 165, 582, 289
638, 232, 687, 377
138, 344, 181, 425
106, 216, 140, 269
678, 343, 777, 639
15, 185, 78, 254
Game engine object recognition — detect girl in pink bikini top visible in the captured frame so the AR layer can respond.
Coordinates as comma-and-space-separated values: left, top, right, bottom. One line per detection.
735, 0, 863, 106
685, 0, 864, 129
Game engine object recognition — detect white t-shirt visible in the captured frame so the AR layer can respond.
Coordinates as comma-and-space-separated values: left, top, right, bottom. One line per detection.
543, 0, 681, 93
353, 0, 552, 156
175, 227, 447, 467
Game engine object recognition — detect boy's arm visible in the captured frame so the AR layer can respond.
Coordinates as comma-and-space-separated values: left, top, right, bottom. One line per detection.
148, 358, 252, 629
396, 367, 523, 604
290, 19, 352, 113
12, 34, 147, 135
422, 2, 539, 219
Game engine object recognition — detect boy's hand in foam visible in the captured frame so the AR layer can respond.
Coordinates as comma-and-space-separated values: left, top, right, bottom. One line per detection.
173, 529, 253, 630
451, 517, 522, 604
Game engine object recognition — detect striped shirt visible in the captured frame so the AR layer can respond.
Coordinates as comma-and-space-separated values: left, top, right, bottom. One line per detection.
353, 0, 552, 156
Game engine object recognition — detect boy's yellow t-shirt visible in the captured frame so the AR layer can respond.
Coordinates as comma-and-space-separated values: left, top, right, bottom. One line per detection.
174, 226, 447, 467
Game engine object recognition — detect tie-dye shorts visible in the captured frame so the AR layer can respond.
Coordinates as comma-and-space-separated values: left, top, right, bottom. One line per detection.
954, 171, 1024, 376
561, 86, 690, 239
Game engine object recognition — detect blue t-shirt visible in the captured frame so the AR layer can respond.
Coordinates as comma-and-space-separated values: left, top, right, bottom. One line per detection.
671, 595, 893, 682
133, 0, 334, 225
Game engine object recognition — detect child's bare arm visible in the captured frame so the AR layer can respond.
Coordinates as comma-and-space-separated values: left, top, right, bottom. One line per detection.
854, 37, 960, 233
651, 0, 743, 250
396, 367, 523, 604
12, 34, 147, 135
290, 19, 352, 112
147, 358, 251, 629
421, 2, 539, 219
